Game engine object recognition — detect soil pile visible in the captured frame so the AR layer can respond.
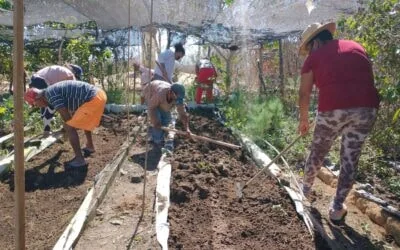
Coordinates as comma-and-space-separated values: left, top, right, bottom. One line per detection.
168, 115, 316, 249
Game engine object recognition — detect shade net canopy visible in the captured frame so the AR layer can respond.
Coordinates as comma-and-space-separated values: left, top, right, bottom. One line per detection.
0, 0, 362, 45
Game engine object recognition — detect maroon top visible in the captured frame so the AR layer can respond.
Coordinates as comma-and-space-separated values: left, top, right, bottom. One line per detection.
301, 39, 380, 112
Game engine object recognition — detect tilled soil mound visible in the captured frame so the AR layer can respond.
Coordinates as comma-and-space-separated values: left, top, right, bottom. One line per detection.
0, 116, 138, 250
168, 114, 317, 249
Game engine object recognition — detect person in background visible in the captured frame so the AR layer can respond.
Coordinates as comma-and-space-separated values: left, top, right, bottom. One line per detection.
153, 43, 185, 84
298, 22, 379, 222
30, 65, 82, 135
194, 58, 217, 104
65, 64, 83, 80
131, 61, 154, 104
24, 80, 107, 169
142, 80, 190, 146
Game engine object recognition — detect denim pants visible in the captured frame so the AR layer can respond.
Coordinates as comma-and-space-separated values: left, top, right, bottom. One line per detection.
302, 107, 377, 210
150, 108, 172, 144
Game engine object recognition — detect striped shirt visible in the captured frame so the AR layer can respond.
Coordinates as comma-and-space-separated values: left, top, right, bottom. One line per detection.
45, 80, 97, 112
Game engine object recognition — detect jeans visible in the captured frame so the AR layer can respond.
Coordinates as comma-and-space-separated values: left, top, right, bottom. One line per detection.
150, 108, 172, 144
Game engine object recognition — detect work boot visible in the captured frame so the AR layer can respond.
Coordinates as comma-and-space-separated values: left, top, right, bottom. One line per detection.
329, 203, 347, 222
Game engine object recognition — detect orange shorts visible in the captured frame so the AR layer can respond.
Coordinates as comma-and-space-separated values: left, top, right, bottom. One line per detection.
66, 89, 107, 131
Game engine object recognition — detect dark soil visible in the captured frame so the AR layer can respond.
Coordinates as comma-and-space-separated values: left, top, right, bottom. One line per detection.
168, 115, 318, 249
0, 115, 138, 250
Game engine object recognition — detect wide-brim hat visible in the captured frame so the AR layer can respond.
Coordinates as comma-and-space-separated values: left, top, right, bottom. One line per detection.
298, 22, 336, 56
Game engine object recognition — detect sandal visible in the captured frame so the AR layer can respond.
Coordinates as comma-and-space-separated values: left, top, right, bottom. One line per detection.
82, 148, 95, 157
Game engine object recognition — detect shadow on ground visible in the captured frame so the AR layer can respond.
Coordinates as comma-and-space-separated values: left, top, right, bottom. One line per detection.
1, 149, 88, 192
130, 145, 162, 171
311, 207, 382, 250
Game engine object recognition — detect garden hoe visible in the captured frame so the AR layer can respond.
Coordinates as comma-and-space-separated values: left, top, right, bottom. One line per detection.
161, 127, 241, 150
235, 125, 313, 199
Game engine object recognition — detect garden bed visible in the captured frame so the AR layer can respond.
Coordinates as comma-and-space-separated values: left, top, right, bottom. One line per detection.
168, 114, 319, 249
0, 116, 136, 249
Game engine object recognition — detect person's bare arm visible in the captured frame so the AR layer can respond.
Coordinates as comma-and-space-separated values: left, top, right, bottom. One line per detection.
298, 71, 314, 135
156, 61, 171, 83
176, 104, 190, 133
57, 107, 73, 140
57, 107, 72, 122
149, 107, 161, 128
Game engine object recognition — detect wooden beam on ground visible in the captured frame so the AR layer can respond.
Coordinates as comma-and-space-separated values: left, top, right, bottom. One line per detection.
13, 0, 25, 249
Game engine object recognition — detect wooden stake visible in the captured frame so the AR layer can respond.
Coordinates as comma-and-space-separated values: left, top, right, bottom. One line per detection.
13, 0, 25, 249
161, 127, 241, 150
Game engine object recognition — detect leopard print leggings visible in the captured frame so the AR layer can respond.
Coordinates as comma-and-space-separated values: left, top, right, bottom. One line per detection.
302, 107, 377, 210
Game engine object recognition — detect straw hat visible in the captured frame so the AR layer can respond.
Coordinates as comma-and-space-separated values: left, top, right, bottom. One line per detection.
298, 22, 336, 56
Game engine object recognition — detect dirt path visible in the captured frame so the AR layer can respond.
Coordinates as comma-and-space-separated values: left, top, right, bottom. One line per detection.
75, 142, 161, 250
0, 117, 136, 250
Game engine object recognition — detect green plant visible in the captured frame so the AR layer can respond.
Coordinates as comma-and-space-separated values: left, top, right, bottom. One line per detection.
386, 176, 400, 197
197, 161, 212, 172
221, 89, 248, 130
186, 83, 196, 102
106, 87, 125, 104
0, 0, 12, 10
244, 96, 284, 138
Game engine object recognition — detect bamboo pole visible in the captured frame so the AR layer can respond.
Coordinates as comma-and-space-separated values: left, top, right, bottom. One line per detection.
13, 0, 25, 249
278, 39, 284, 99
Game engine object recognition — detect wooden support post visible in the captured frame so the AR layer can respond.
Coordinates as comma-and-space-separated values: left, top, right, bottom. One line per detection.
13, 0, 25, 249
278, 39, 284, 99
257, 43, 266, 94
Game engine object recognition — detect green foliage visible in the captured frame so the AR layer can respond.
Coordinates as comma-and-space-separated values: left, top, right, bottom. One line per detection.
0, 96, 14, 132
210, 55, 231, 93
221, 89, 312, 163
221, 89, 248, 130
106, 87, 125, 104
0, 42, 12, 81
186, 83, 196, 102
244, 96, 283, 137
63, 36, 95, 81
387, 176, 400, 197
223, 0, 234, 7
0, 0, 12, 10
0, 96, 46, 135
25, 46, 58, 71
90, 47, 113, 86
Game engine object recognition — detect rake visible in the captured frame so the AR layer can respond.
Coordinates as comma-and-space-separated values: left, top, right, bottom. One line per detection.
235, 121, 315, 199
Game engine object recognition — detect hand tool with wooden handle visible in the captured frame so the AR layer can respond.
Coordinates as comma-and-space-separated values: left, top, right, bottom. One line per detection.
161, 126, 241, 150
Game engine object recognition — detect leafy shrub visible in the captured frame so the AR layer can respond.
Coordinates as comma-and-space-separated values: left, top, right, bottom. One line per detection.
106, 87, 125, 104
